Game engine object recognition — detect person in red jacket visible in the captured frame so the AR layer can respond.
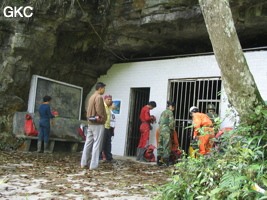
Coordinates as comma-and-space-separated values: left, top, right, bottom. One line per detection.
190, 106, 214, 155
136, 101, 157, 161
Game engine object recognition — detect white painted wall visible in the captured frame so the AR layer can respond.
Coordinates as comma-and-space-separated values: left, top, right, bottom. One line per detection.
86, 50, 267, 156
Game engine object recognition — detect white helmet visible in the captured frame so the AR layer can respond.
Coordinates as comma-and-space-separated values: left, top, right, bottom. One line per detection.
189, 106, 198, 113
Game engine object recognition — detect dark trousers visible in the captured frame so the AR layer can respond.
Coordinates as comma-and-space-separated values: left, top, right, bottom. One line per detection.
38, 119, 50, 143
102, 128, 113, 160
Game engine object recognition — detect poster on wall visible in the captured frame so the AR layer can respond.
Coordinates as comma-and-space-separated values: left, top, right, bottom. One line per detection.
113, 100, 121, 114
28, 75, 83, 120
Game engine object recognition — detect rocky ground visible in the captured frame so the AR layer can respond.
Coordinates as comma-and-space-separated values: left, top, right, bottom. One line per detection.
0, 151, 171, 200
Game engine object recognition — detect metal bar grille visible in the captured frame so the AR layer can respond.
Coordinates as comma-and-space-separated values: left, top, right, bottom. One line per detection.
169, 78, 221, 155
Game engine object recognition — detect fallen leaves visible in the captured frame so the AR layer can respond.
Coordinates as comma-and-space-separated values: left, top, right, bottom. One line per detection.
0, 150, 170, 199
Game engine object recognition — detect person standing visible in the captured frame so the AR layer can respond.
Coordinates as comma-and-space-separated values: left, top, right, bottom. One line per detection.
190, 106, 214, 156
109, 102, 116, 134
206, 104, 218, 124
136, 101, 157, 161
37, 96, 56, 153
101, 95, 116, 163
81, 82, 107, 170
157, 101, 176, 167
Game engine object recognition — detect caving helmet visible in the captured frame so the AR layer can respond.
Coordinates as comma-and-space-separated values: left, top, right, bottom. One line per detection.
206, 104, 216, 110
189, 106, 198, 113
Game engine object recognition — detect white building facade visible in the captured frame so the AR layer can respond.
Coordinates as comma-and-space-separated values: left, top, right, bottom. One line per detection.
87, 50, 267, 156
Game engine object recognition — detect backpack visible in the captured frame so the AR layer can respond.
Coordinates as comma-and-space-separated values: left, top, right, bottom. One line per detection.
156, 128, 183, 164
170, 149, 183, 164
215, 127, 233, 139
144, 144, 156, 162
24, 114, 38, 136
214, 127, 233, 151
78, 123, 88, 140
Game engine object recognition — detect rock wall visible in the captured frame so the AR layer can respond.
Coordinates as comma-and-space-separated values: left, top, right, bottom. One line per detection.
0, 0, 267, 145
0, 0, 114, 136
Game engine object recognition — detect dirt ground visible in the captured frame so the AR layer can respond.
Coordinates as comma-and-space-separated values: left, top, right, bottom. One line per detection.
0, 151, 171, 200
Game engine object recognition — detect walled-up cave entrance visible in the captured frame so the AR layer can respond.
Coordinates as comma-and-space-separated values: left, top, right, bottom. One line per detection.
168, 78, 222, 155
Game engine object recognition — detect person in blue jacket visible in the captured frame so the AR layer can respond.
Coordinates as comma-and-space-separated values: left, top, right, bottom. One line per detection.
37, 96, 56, 153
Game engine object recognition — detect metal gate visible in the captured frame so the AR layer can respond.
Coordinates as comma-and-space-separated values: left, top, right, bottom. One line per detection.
126, 88, 150, 156
168, 78, 221, 155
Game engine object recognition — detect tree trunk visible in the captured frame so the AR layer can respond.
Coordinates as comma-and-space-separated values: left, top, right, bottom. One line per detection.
198, 0, 265, 124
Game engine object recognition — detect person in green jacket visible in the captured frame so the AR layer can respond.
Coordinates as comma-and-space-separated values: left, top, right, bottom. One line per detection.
157, 101, 176, 167
206, 104, 218, 124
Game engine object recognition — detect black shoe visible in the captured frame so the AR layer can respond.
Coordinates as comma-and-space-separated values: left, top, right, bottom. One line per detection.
157, 156, 163, 166
163, 157, 170, 167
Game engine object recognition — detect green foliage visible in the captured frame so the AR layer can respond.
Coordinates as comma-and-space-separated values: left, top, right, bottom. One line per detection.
154, 113, 267, 199
0, 118, 7, 136
0, 129, 24, 151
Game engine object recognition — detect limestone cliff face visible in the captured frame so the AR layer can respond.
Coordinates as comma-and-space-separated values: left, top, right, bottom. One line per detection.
0, 0, 267, 136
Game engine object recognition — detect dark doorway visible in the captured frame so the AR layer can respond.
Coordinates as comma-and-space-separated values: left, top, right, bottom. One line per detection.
168, 78, 221, 155
126, 88, 150, 156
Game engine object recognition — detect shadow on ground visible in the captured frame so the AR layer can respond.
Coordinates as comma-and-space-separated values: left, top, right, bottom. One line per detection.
0, 151, 171, 200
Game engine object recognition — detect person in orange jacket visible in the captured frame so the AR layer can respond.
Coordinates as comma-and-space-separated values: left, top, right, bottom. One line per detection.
190, 106, 214, 155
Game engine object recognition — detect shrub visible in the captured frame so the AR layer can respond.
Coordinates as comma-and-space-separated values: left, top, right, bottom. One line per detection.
155, 111, 267, 200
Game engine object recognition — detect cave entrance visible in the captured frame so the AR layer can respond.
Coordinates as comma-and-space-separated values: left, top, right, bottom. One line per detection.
126, 88, 150, 156
168, 78, 222, 155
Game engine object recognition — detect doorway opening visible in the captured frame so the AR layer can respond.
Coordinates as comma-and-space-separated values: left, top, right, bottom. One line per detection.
168, 78, 222, 155
126, 88, 150, 156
